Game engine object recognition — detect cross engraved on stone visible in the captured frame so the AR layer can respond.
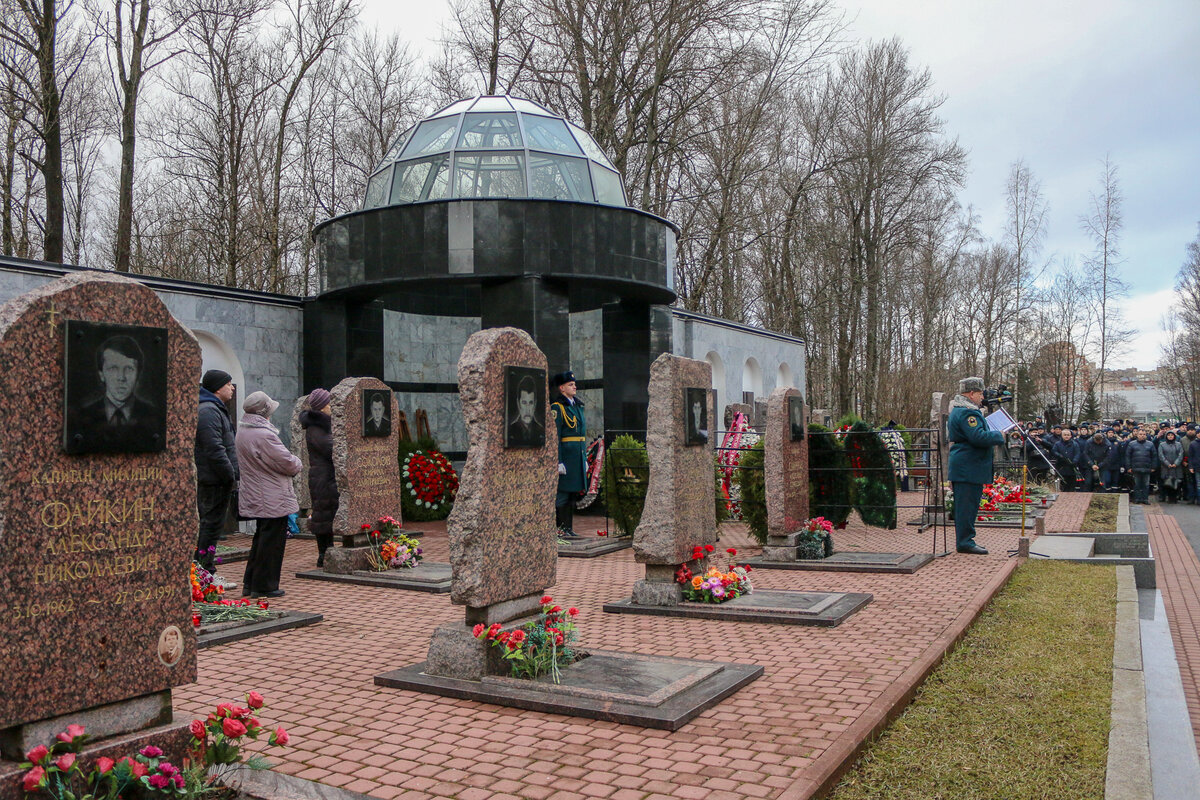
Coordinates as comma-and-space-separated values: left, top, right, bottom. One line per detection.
45, 302, 60, 333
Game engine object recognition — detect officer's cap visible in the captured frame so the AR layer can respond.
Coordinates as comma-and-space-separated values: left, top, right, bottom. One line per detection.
551, 371, 576, 388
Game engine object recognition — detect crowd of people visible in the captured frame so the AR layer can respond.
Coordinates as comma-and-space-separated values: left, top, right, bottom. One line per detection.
1013, 418, 1200, 505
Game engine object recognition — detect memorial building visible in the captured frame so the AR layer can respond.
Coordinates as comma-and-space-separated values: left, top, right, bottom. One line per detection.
0, 96, 804, 458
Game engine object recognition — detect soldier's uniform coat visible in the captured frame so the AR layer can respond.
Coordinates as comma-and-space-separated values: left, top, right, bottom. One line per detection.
946, 394, 1005, 550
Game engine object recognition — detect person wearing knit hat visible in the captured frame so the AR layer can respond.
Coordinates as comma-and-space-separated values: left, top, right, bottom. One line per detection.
946, 376, 1006, 555
301, 388, 338, 567
236, 391, 301, 598
195, 368, 239, 586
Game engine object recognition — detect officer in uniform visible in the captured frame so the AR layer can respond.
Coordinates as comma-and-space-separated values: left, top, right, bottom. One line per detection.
550, 371, 587, 538
947, 376, 1006, 555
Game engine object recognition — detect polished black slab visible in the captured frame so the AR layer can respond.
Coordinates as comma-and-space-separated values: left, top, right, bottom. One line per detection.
196, 611, 324, 649
603, 589, 872, 627
374, 650, 762, 730
745, 552, 933, 574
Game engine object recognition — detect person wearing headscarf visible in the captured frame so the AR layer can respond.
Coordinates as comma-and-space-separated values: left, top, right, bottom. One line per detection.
1158, 429, 1185, 504
300, 388, 338, 567
236, 391, 302, 597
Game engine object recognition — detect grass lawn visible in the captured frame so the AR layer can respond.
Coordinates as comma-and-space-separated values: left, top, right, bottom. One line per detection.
1082, 493, 1120, 532
828, 561, 1116, 800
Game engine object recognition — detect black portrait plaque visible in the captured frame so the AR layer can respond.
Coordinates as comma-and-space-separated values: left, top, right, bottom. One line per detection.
64, 321, 168, 454
504, 365, 546, 448
684, 387, 708, 446
361, 389, 392, 437
789, 395, 806, 441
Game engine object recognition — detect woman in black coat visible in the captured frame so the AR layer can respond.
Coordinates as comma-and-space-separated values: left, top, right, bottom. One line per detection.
301, 388, 339, 567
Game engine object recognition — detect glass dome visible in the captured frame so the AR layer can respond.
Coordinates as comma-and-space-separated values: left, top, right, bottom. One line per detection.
362, 96, 628, 210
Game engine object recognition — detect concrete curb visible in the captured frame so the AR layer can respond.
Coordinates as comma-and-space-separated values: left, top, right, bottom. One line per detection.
1118, 493, 1131, 533
776, 556, 1022, 800
1106, 565, 1151, 800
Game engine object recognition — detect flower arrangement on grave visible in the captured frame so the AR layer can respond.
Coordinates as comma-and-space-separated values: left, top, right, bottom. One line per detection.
674, 544, 754, 603
575, 436, 606, 511
400, 448, 459, 521
189, 692, 289, 782
734, 440, 768, 543
600, 434, 649, 536
807, 424, 854, 527
795, 516, 835, 559
19, 724, 197, 798
473, 595, 581, 684
17, 695, 289, 800
190, 563, 271, 626
362, 515, 423, 571
984, 477, 1031, 505
843, 422, 898, 529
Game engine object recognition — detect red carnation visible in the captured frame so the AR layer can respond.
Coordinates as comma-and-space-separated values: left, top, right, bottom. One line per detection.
704, 544, 714, 553
726, 548, 737, 555
541, 595, 553, 604
56, 724, 85, 743
190, 720, 206, 739
96, 757, 115, 774
25, 745, 48, 764
222, 718, 247, 738
568, 607, 579, 617
22, 766, 44, 792
273, 727, 289, 746
247, 691, 264, 709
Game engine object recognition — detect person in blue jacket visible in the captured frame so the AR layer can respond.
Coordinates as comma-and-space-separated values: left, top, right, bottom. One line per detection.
947, 377, 1006, 555
550, 371, 587, 538
1124, 429, 1158, 504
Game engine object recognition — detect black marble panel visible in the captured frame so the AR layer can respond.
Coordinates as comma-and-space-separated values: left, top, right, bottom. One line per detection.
481, 276, 570, 374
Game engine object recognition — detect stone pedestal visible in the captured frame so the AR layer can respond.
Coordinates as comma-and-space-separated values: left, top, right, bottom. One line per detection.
631, 354, 716, 605
423, 328, 557, 679
761, 387, 809, 563
632, 564, 685, 606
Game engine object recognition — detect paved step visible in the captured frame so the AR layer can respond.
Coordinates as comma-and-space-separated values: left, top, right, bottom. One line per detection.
1030, 535, 1095, 559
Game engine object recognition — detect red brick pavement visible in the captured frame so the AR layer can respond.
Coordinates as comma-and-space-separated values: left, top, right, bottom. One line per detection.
186, 498, 1027, 799
1146, 512, 1200, 751
1043, 491, 1092, 533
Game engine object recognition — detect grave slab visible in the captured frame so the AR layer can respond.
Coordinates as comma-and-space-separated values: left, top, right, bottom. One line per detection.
375, 650, 763, 730
196, 611, 325, 648
745, 551, 933, 574
604, 589, 872, 627
557, 535, 633, 558
295, 561, 452, 593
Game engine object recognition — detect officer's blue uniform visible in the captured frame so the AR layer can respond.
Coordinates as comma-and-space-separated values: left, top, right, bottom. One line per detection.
551, 393, 587, 534
947, 399, 1005, 550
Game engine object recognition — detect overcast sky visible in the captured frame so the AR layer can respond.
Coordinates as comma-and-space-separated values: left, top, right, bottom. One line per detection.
361, 0, 1200, 370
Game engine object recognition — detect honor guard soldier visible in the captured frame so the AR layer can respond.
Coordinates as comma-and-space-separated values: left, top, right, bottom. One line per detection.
550, 371, 586, 538
947, 376, 1006, 555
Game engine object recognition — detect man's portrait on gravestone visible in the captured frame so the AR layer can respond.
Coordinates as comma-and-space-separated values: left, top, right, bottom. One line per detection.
362, 390, 392, 437
684, 387, 708, 446
64, 321, 168, 454
789, 395, 806, 441
504, 365, 546, 448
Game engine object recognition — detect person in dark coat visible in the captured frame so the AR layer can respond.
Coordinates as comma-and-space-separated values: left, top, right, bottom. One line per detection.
1158, 430, 1185, 504
1124, 430, 1157, 504
300, 388, 338, 567
1023, 425, 1052, 482
1187, 432, 1200, 505
1051, 429, 1083, 492
1100, 430, 1124, 492
947, 377, 1006, 555
1080, 433, 1114, 492
194, 369, 239, 576
550, 370, 587, 539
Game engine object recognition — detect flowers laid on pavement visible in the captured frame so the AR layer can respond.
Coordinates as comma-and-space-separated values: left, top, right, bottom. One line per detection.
191, 563, 271, 625
474, 595, 581, 684
362, 515, 424, 571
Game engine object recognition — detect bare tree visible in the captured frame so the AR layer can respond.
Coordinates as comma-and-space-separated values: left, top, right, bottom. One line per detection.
1080, 154, 1132, 415
1003, 159, 1048, 417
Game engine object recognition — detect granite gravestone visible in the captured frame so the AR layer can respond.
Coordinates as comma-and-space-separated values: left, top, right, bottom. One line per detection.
328, 377, 402, 547
289, 393, 312, 512
632, 354, 717, 606
425, 328, 557, 680
760, 387, 810, 561
0, 272, 198, 758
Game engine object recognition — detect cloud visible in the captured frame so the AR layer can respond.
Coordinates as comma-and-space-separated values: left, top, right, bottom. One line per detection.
1111, 288, 1179, 370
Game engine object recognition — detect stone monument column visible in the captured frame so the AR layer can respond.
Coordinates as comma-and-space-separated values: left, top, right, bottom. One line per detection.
328, 377, 402, 548
631, 353, 717, 606
760, 387, 810, 562
424, 328, 557, 681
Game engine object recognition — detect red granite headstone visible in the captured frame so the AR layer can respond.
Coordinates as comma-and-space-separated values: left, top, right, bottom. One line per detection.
0, 272, 200, 731
329, 377, 402, 544
761, 386, 810, 561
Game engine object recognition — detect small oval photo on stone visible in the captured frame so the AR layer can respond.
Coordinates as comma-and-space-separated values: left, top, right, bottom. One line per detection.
157, 625, 184, 667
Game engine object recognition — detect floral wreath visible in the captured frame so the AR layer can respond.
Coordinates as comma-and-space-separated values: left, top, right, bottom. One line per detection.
401, 450, 459, 511
718, 412, 759, 520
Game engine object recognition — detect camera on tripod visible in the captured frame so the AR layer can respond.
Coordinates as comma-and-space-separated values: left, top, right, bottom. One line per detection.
982, 384, 1013, 412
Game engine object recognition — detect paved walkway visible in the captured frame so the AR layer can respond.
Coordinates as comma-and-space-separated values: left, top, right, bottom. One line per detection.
1043, 490, 1092, 532
182, 499, 1026, 800
1145, 511, 1200, 751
